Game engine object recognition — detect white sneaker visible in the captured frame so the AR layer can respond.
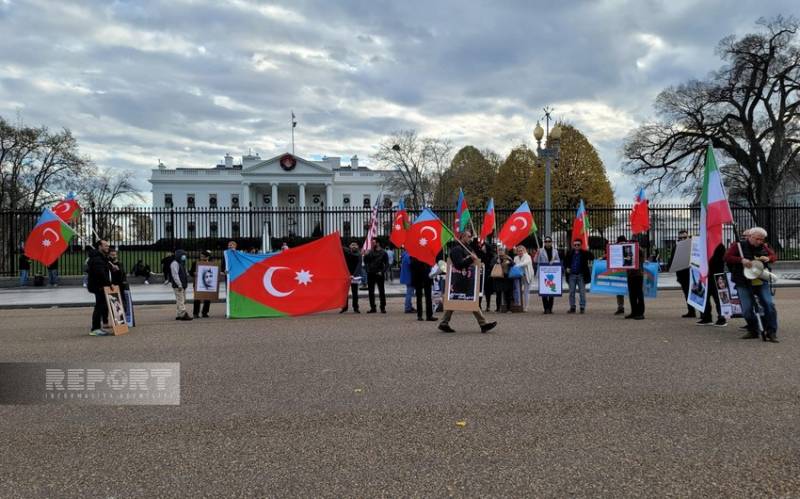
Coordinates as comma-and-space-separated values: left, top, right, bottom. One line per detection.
144, 280, 150, 285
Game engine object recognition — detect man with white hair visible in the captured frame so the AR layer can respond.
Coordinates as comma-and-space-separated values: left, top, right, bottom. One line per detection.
724, 227, 778, 342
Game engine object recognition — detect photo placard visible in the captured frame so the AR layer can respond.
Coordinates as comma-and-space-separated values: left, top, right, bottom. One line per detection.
607, 242, 639, 270
194, 263, 220, 301
443, 259, 483, 312
104, 285, 129, 336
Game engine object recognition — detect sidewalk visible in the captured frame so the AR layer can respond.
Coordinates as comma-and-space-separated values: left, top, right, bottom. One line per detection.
2, 272, 797, 309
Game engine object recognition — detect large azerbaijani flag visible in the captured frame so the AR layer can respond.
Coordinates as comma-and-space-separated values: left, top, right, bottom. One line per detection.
454, 188, 471, 236
24, 208, 76, 266
225, 233, 351, 318
405, 208, 454, 265
690, 146, 733, 310
497, 201, 536, 248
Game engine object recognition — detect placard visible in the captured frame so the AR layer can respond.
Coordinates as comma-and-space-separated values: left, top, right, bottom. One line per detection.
122, 284, 135, 327
668, 238, 692, 272
687, 266, 707, 312
590, 260, 660, 298
714, 272, 742, 318
104, 285, 129, 336
607, 242, 639, 270
194, 263, 220, 301
537, 264, 563, 296
443, 259, 483, 311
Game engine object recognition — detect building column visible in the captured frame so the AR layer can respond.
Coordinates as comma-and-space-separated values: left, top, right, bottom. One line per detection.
298, 182, 306, 237
270, 183, 279, 241
325, 183, 333, 235
242, 182, 252, 237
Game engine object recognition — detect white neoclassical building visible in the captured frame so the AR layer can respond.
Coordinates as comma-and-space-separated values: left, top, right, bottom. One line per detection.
149, 152, 394, 239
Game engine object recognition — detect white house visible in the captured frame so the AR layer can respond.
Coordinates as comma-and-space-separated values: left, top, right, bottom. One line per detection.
149, 152, 395, 240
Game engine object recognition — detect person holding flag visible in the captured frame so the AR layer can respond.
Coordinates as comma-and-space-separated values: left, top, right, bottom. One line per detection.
86, 240, 112, 336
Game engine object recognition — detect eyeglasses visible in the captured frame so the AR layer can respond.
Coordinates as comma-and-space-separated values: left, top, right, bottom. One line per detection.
544, 240, 552, 243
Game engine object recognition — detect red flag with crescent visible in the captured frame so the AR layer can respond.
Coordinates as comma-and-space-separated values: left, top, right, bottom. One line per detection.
24, 209, 76, 266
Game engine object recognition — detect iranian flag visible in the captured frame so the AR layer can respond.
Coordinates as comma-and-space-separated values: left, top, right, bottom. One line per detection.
693, 146, 733, 285
405, 209, 454, 265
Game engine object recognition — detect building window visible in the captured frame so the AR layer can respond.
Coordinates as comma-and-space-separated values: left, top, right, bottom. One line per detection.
187, 221, 196, 238
210, 221, 218, 238
312, 194, 320, 205
343, 195, 351, 205
382, 197, 392, 209
231, 194, 240, 208
164, 194, 173, 208
263, 194, 271, 205
209, 194, 217, 209
232, 221, 240, 238
362, 196, 371, 208
288, 194, 296, 205
187, 194, 196, 209
165, 222, 174, 239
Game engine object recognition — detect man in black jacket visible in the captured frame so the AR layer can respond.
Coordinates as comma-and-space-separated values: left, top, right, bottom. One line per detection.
625, 238, 647, 320
363, 239, 388, 313
86, 240, 112, 336
696, 243, 727, 327
668, 230, 695, 318
564, 239, 594, 313
341, 242, 362, 313
411, 255, 436, 322
438, 230, 497, 333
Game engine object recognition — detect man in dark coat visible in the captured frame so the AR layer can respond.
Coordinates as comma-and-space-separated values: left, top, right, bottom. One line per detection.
697, 243, 727, 326
563, 239, 594, 313
363, 239, 388, 313
411, 255, 436, 321
340, 242, 362, 313
189, 250, 213, 318
625, 238, 647, 320
668, 230, 695, 318
86, 240, 112, 336
438, 230, 497, 334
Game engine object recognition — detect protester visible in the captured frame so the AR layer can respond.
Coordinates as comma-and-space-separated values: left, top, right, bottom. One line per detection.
18, 253, 30, 287
386, 248, 395, 283
169, 249, 192, 321
478, 240, 495, 312
190, 250, 213, 318
491, 246, 514, 312
697, 243, 727, 327
611, 235, 627, 315
668, 230, 695, 318
724, 227, 778, 342
131, 259, 152, 284
47, 259, 59, 287
161, 249, 175, 283
513, 245, 534, 311
411, 255, 436, 322
438, 230, 497, 333
399, 250, 416, 313
625, 237, 646, 320
341, 242, 362, 313
109, 249, 126, 288
363, 239, 388, 313
564, 239, 593, 313
534, 236, 560, 314
86, 240, 112, 336
280, 242, 289, 251
227, 240, 238, 250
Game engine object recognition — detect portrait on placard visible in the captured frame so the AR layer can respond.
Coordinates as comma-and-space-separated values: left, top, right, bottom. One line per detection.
608, 242, 639, 270
104, 285, 129, 335
443, 260, 482, 311
194, 264, 221, 301
687, 266, 707, 312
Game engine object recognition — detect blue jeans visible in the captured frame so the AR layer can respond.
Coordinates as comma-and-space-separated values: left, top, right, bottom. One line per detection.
568, 274, 586, 310
737, 283, 778, 334
404, 285, 415, 311
48, 269, 59, 286
19, 270, 29, 286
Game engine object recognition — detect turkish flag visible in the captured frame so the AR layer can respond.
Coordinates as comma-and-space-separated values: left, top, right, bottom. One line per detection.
229, 233, 350, 316
498, 211, 533, 248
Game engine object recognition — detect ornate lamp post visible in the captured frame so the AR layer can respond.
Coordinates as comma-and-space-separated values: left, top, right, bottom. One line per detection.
534, 113, 562, 237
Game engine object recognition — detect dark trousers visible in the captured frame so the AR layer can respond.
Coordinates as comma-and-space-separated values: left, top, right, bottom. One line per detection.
678, 275, 695, 316
541, 295, 554, 312
367, 272, 386, 311
342, 282, 359, 311
701, 275, 722, 321
627, 274, 645, 317
193, 300, 211, 317
416, 282, 433, 319
92, 291, 109, 330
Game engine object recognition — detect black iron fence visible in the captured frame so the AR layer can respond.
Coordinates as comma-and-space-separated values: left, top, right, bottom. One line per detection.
1, 204, 798, 277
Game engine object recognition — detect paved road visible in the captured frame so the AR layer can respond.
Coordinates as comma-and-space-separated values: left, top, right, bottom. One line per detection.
1, 290, 799, 497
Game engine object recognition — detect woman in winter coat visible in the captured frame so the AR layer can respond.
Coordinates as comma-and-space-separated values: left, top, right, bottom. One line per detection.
513, 245, 535, 311
491, 247, 514, 312
534, 236, 561, 314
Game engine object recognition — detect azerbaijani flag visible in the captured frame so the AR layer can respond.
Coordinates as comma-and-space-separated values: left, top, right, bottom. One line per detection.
571, 199, 591, 250
389, 198, 410, 248
689, 146, 733, 310
225, 233, 351, 318
479, 198, 496, 243
498, 201, 536, 248
454, 188, 471, 236
630, 187, 650, 235
52, 192, 81, 223
405, 208, 454, 265
24, 208, 76, 266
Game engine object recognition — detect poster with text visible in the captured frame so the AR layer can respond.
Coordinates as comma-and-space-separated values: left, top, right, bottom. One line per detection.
537, 265, 563, 296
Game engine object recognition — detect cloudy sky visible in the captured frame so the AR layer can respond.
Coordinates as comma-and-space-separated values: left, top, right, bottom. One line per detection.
0, 0, 794, 202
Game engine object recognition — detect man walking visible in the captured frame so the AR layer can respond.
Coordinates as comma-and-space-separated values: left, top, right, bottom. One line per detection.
363, 239, 388, 313
340, 241, 362, 313
669, 230, 695, 318
169, 249, 192, 321
438, 230, 497, 334
86, 240, 112, 336
564, 239, 593, 313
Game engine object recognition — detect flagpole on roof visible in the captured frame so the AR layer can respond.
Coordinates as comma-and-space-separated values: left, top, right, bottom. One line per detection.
291, 110, 297, 155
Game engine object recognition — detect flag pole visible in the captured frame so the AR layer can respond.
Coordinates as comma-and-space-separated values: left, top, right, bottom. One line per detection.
291, 111, 295, 155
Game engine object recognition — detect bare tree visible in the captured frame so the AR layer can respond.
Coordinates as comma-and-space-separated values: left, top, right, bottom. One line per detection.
623, 16, 800, 212
372, 130, 453, 209
79, 168, 144, 239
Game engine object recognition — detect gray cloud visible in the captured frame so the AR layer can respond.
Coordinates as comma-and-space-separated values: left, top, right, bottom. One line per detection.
0, 0, 796, 202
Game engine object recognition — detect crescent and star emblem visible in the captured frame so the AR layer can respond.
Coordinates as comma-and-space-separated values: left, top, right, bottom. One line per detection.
420, 226, 438, 241
262, 266, 314, 298
42, 227, 60, 243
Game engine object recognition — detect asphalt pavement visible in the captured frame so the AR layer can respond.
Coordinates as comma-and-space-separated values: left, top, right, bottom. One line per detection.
1, 289, 799, 497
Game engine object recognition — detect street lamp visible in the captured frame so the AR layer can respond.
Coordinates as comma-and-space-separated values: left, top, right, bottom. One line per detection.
534, 114, 562, 237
